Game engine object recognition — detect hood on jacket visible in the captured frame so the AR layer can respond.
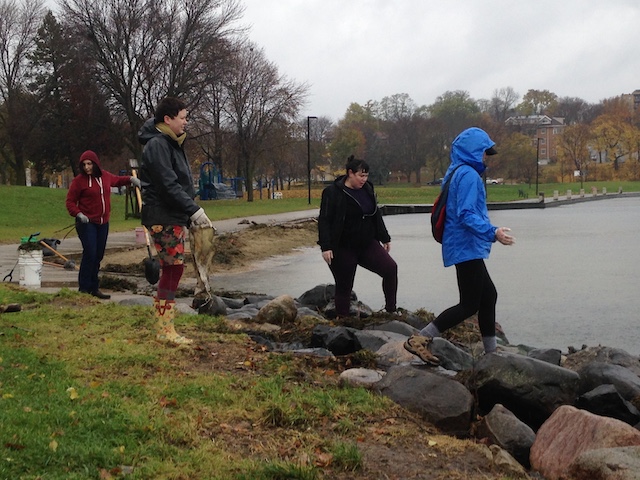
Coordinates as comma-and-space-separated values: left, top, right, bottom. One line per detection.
138, 118, 160, 146
445, 127, 495, 179
138, 118, 186, 146
79, 150, 102, 177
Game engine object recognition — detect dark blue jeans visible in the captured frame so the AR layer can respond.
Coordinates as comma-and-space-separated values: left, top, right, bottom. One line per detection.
329, 240, 398, 316
76, 221, 109, 293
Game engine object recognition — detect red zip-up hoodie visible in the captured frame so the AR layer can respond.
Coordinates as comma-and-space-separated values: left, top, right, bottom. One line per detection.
65, 150, 132, 225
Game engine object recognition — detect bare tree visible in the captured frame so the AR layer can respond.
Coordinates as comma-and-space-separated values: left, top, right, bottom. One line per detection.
221, 41, 307, 201
0, 0, 44, 184
59, 0, 243, 157
29, 11, 123, 182
487, 86, 519, 124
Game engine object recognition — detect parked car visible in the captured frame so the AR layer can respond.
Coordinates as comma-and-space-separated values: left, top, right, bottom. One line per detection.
485, 178, 504, 185
427, 178, 443, 186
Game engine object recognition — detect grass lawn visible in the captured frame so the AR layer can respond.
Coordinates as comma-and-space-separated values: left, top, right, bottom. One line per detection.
0, 284, 497, 480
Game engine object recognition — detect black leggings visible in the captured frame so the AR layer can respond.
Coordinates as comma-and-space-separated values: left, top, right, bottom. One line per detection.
433, 259, 497, 337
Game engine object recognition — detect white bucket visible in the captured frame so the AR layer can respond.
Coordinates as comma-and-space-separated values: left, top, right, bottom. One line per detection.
18, 249, 43, 288
135, 227, 146, 244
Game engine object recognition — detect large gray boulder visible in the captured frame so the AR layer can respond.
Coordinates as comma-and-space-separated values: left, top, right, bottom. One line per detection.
375, 365, 474, 436
296, 284, 341, 309
563, 346, 640, 377
576, 384, 640, 425
430, 337, 474, 371
255, 294, 298, 325
310, 325, 361, 355
578, 362, 640, 402
569, 446, 640, 480
469, 352, 580, 429
475, 403, 535, 468
353, 329, 407, 353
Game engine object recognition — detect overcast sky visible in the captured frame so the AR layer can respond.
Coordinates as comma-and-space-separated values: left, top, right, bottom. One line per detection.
240, 0, 640, 120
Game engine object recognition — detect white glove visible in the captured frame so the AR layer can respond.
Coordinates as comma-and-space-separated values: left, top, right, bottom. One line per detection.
77, 212, 89, 224
130, 177, 141, 189
190, 208, 213, 228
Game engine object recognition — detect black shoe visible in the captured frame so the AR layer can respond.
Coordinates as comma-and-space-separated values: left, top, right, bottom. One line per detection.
91, 290, 111, 300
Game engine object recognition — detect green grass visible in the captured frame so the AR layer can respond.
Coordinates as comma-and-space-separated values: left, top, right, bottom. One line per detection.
0, 284, 387, 479
1, 180, 638, 244
0, 185, 322, 244
374, 180, 639, 204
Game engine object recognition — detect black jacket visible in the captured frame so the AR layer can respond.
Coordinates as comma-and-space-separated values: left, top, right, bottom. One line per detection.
138, 118, 200, 227
317, 175, 391, 251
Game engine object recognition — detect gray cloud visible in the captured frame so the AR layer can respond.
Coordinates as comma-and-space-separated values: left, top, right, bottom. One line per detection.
242, 0, 640, 119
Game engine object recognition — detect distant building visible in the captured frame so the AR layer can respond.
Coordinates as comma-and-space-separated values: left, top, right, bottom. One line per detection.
505, 115, 566, 164
627, 89, 640, 111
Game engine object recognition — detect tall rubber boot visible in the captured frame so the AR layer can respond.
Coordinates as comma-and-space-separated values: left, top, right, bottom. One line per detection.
153, 297, 193, 345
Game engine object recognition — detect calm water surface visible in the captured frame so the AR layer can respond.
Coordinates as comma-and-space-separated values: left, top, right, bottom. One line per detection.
211, 197, 640, 355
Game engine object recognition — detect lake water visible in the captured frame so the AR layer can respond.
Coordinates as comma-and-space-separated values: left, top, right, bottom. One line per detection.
210, 196, 640, 355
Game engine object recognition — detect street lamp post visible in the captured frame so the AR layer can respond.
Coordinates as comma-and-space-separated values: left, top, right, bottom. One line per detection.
307, 116, 317, 205
535, 138, 541, 196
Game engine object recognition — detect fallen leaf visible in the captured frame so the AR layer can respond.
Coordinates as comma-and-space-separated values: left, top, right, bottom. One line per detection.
66, 387, 79, 400
98, 468, 113, 479
49, 440, 58, 452
159, 397, 177, 408
314, 452, 333, 467
4, 443, 25, 450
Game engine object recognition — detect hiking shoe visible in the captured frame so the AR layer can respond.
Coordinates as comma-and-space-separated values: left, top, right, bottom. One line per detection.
91, 290, 111, 300
403, 335, 440, 366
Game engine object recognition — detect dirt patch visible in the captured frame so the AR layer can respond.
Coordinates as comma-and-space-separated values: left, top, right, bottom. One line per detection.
99, 220, 319, 279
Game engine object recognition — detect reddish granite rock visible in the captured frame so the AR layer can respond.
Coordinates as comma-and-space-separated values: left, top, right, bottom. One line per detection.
530, 405, 640, 480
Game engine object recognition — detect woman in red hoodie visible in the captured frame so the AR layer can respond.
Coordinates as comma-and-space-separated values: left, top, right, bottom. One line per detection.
65, 150, 140, 298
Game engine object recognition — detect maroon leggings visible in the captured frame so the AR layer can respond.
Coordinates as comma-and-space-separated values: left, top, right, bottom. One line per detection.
157, 264, 184, 300
329, 240, 398, 316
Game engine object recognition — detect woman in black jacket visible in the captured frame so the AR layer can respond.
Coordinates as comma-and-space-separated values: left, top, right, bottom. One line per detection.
318, 156, 398, 317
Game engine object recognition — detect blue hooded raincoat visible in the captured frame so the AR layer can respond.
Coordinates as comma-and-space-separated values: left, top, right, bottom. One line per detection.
441, 127, 497, 267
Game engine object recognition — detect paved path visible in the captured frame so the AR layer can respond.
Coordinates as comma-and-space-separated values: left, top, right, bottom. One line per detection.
0, 209, 319, 292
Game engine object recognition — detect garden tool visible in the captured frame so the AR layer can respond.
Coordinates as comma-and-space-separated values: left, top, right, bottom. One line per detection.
3, 259, 19, 282
39, 240, 77, 270
43, 260, 64, 268
52, 223, 76, 241
132, 169, 160, 285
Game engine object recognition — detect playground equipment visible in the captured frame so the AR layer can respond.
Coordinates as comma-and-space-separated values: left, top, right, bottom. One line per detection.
198, 162, 243, 200
198, 162, 222, 200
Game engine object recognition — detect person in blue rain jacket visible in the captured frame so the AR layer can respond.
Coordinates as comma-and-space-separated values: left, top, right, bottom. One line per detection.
404, 127, 515, 365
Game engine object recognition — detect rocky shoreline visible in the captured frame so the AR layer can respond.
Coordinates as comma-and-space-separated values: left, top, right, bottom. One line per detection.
115, 282, 640, 480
